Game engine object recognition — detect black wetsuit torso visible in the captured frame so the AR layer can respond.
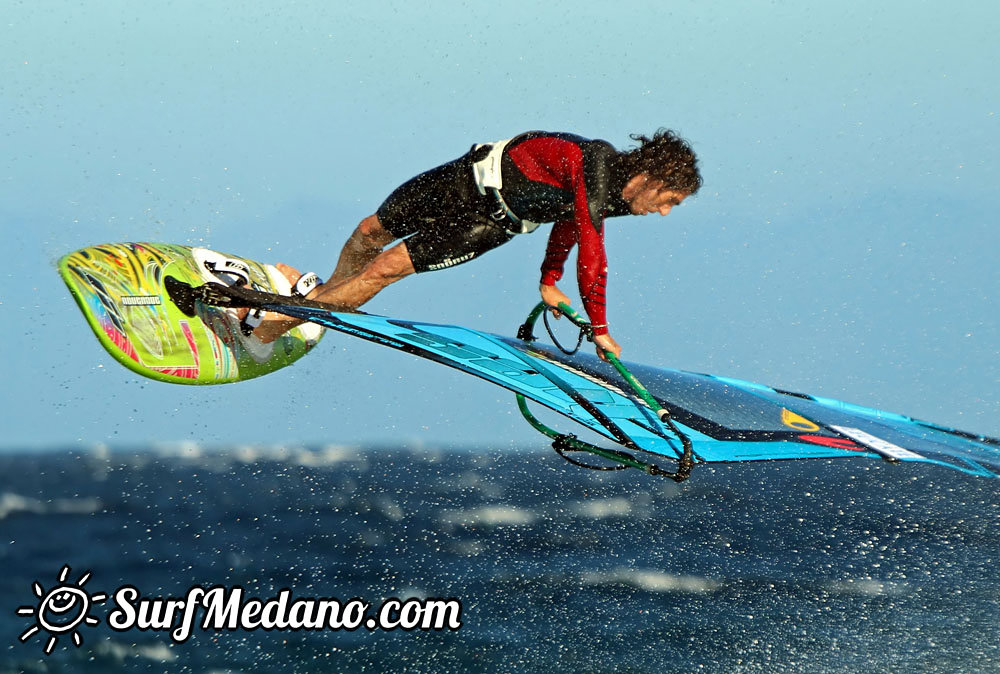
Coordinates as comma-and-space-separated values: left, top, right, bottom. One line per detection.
376, 131, 632, 331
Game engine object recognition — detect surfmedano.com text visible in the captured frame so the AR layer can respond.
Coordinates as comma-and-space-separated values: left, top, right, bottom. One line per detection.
108, 585, 463, 642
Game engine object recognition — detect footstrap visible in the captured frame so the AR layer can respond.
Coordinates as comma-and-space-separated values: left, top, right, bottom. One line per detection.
203, 258, 252, 287
201, 257, 260, 335
240, 308, 265, 335
239, 271, 323, 336
293, 272, 321, 298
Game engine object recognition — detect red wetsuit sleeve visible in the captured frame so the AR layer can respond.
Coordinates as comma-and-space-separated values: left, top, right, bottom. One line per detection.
573, 214, 608, 335
566, 142, 609, 335
514, 135, 611, 335
538, 219, 608, 336
540, 219, 576, 286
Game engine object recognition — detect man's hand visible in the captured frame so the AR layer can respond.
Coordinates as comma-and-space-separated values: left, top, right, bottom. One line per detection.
539, 283, 572, 319
593, 333, 622, 362
540, 283, 620, 360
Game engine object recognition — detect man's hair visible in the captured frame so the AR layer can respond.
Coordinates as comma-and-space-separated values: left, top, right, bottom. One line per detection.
619, 129, 702, 194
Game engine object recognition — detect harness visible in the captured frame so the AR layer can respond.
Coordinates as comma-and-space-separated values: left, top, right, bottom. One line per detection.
471, 137, 541, 235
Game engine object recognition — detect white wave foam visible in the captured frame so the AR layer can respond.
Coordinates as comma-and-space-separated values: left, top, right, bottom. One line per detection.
450, 540, 484, 557
294, 445, 368, 468
580, 567, 722, 594
149, 443, 368, 470
572, 497, 633, 519
374, 496, 405, 521
394, 586, 428, 601
93, 639, 177, 662
152, 440, 203, 458
439, 505, 538, 527
0, 492, 102, 520
454, 470, 506, 499
826, 579, 906, 597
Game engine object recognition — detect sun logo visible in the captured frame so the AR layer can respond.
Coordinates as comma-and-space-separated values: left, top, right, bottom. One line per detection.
16, 565, 106, 655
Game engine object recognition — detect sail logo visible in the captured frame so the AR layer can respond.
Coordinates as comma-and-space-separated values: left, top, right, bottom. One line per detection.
121, 295, 162, 306
425, 252, 475, 270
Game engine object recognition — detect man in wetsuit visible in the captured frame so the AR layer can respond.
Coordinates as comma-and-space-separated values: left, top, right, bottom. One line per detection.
253, 129, 702, 359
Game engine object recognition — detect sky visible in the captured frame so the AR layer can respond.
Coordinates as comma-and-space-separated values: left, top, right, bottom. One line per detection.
2, 0, 998, 451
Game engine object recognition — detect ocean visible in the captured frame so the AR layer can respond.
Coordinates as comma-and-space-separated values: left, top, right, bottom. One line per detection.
1, 445, 997, 673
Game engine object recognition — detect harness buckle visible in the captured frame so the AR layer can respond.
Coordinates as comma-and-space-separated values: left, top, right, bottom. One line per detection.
489, 205, 507, 221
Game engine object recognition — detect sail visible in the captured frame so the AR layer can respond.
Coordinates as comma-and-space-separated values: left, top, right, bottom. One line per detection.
264, 303, 1000, 480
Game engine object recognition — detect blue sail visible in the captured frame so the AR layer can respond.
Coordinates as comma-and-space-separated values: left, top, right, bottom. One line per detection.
265, 304, 1000, 480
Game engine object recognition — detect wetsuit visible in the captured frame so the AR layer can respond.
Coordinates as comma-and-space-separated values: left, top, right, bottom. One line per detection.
376, 132, 632, 335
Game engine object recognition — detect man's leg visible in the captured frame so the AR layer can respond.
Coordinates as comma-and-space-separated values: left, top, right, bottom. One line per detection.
248, 214, 395, 342
252, 229, 416, 343
311, 240, 415, 308
327, 214, 397, 286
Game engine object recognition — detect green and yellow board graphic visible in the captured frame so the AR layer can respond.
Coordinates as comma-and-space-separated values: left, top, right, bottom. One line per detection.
58, 242, 323, 384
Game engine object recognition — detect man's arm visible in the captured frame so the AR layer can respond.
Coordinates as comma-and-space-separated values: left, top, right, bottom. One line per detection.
535, 138, 620, 357
539, 213, 610, 336
539, 218, 607, 321
537, 282, 621, 360
540, 218, 576, 287
539, 219, 621, 360
572, 211, 608, 336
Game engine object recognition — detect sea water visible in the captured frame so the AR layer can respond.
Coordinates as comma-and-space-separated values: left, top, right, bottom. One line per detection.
1, 446, 997, 673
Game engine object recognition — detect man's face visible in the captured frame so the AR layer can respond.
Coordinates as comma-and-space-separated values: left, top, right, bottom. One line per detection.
624, 175, 688, 216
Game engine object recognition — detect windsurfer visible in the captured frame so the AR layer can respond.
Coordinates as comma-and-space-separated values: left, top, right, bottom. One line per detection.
251, 129, 702, 359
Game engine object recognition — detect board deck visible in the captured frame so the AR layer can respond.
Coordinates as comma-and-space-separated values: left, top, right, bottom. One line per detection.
58, 242, 324, 384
